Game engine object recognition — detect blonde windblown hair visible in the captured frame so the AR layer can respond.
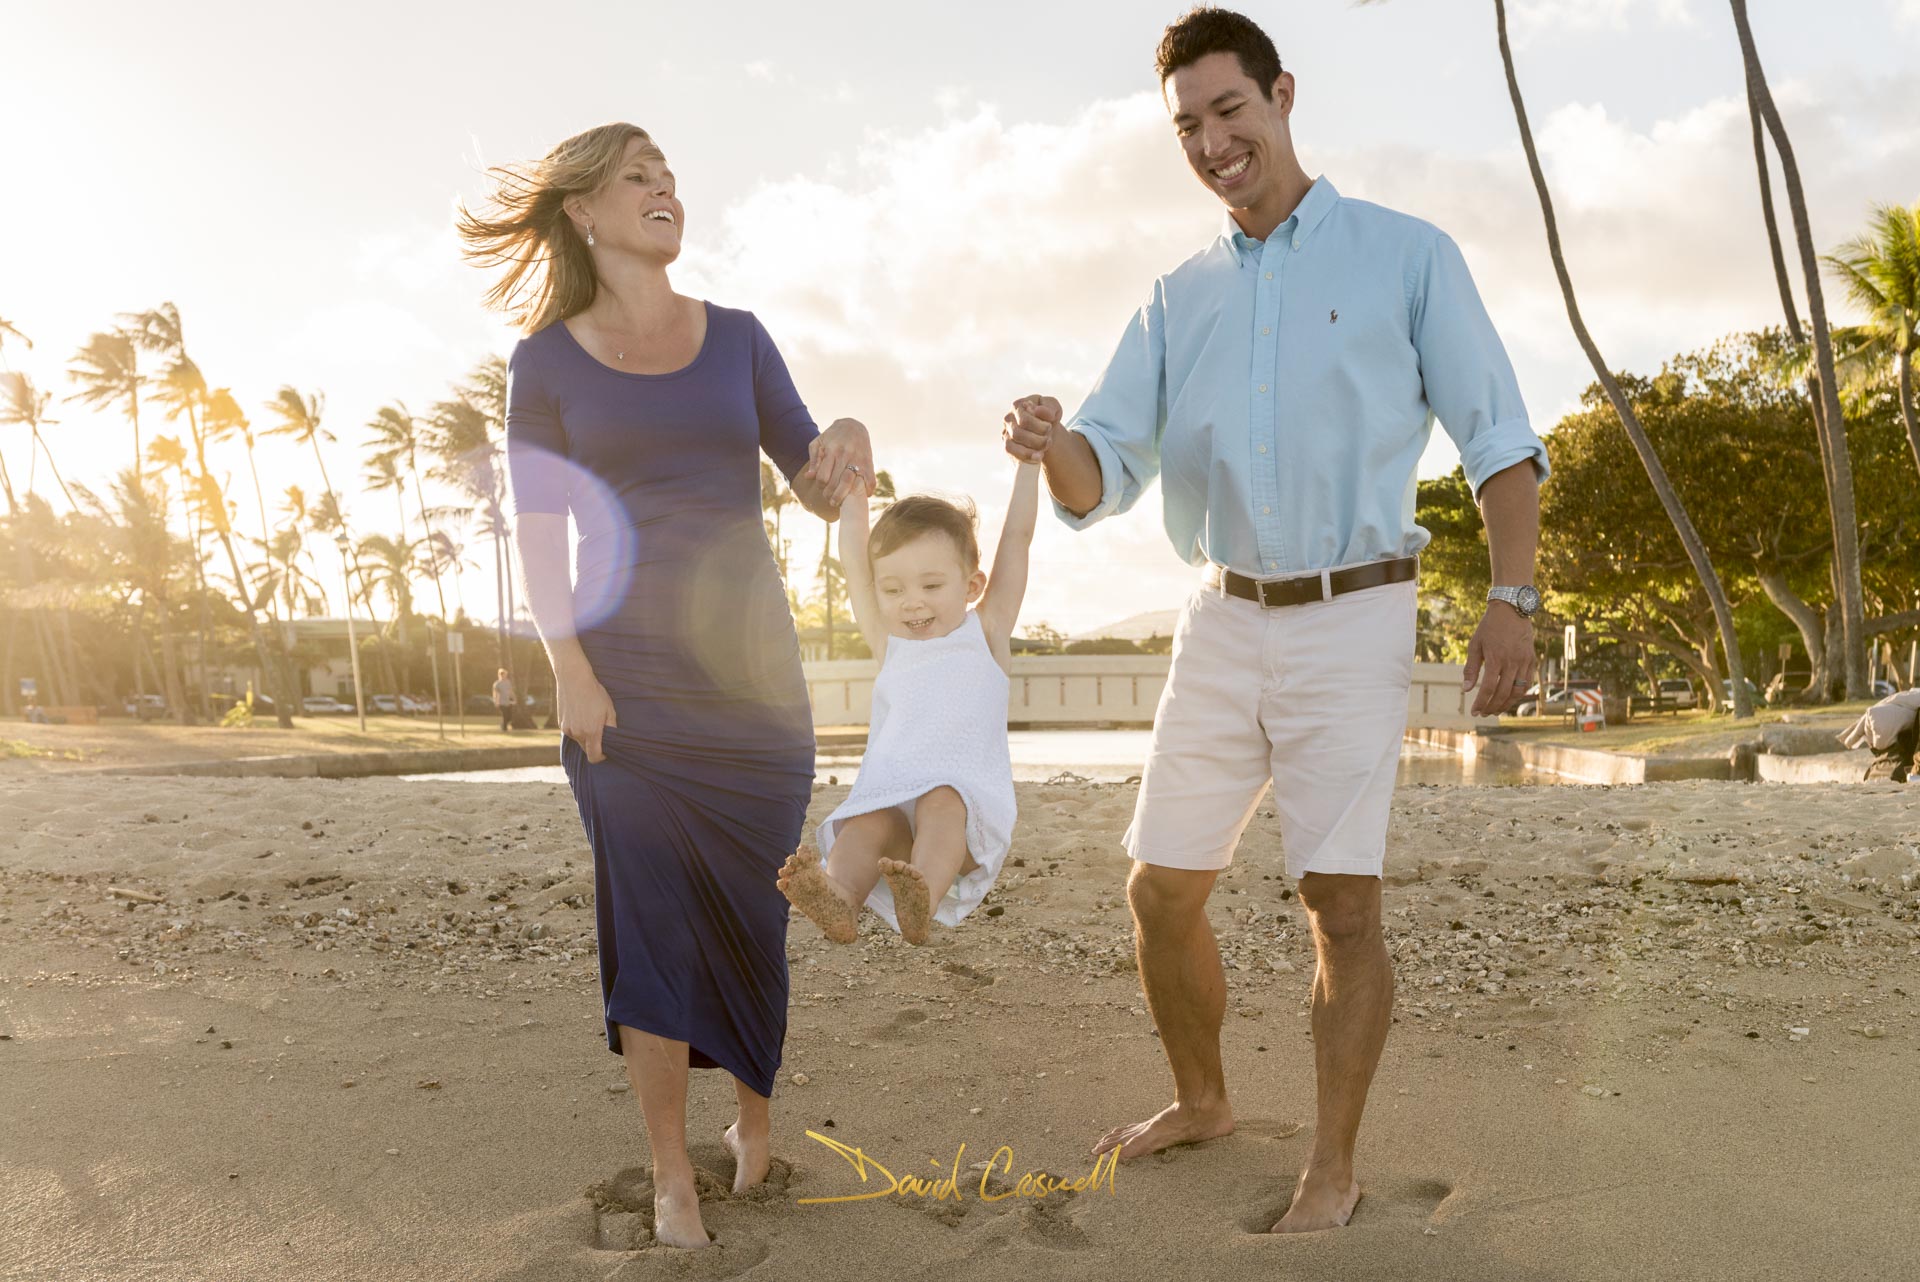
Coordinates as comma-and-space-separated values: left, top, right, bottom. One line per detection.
455, 122, 661, 336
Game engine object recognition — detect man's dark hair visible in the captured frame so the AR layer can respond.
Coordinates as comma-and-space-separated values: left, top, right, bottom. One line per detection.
1155, 7, 1283, 99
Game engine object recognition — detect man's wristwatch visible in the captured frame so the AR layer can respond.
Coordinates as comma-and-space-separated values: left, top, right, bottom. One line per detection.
1487, 584, 1541, 620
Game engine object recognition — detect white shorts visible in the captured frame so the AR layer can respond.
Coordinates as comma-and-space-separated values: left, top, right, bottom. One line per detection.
1123, 569, 1417, 879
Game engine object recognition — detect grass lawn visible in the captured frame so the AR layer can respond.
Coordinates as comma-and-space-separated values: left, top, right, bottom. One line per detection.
1492, 700, 1875, 758
0, 713, 548, 770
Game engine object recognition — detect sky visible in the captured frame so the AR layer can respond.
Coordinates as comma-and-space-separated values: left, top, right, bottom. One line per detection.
4, 0, 1917, 636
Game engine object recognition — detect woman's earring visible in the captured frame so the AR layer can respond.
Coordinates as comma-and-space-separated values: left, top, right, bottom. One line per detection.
585, 222, 596, 247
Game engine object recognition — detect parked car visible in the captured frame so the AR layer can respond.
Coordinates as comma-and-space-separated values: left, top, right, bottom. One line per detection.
1655, 678, 1696, 709
400, 694, 435, 714
369, 694, 401, 714
123, 693, 168, 720
1515, 679, 1601, 718
465, 694, 497, 716
1718, 677, 1762, 707
302, 695, 351, 715
1871, 679, 1897, 699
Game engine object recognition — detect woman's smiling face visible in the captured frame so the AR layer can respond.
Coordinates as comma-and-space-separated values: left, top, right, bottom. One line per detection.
573, 136, 684, 262
871, 532, 987, 640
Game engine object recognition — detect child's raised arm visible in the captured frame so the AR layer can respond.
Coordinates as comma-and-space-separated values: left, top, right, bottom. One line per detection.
977, 460, 1041, 659
837, 488, 889, 666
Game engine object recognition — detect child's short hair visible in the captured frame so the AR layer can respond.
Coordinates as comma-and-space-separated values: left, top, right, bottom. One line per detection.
869, 494, 980, 574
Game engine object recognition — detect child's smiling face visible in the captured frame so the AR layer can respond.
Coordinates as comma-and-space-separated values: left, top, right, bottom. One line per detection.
870, 531, 987, 640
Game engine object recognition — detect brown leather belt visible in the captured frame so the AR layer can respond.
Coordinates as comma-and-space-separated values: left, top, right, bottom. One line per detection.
1209, 555, 1418, 608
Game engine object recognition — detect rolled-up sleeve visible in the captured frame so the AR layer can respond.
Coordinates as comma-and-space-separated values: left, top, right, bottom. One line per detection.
504, 339, 569, 517
1410, 231, 1550, 497
1055, 281, 1169, 530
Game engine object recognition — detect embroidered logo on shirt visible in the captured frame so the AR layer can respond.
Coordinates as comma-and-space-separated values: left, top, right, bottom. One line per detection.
1330, 309, 1339, 324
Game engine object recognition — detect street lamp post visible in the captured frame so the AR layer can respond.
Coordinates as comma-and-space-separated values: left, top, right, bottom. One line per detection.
334, 531, 368, 732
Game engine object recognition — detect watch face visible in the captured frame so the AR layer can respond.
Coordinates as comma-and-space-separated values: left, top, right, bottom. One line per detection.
1517, 585, 1541, 614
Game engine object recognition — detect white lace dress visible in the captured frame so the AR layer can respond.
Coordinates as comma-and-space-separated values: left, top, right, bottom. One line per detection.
815, 610, 1017, 930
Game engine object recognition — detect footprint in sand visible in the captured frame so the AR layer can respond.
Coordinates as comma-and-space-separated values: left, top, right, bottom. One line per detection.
598, 1232, 771, 1279
869, 1007, 930, 1041
1236, 1175, 1456, 1234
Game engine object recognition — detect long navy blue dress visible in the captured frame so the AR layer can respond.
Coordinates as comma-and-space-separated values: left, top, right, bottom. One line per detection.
504, 303, 817, 1098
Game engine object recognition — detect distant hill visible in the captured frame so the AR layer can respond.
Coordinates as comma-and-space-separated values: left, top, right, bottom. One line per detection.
1068, 609, 1179, 644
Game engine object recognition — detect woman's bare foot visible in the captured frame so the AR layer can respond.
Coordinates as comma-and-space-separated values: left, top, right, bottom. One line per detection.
878, 857, 932, 944
723, 1119, 770, 1194
1270, 1167, 1362, 1232
651, 1164, 711, 1249
776, 850, 858, 943
1089, 1098, 1235, 1160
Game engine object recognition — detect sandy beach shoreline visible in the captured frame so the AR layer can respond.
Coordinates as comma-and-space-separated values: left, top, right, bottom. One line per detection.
4, 774, 1918, 1281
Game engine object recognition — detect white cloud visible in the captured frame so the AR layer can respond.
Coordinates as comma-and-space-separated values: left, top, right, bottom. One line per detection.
667, 66, 1918, 631
1508, 0, 1696, 42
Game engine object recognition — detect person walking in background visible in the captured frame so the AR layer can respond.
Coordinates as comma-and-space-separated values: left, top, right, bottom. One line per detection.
491, 667, 517, 732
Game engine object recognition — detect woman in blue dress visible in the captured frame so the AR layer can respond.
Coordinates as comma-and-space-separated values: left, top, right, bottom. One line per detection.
458, 123, 873, 1249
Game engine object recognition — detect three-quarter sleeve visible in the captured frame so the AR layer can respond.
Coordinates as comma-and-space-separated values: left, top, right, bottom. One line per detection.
1057, 280, 1170, 531
749, 314, 819, 484
504, 339, 569, 516
1408, 231, 1551, 498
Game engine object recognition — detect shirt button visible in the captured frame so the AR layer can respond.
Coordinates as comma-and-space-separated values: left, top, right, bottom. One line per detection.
1265, 272, 1273, 280
1262, 506, 1272, 515
1292, 237, 1301, 249
1268, 562, 1278, 570
1258, 384, 1267, 393
1258, 445, 1268, 454
1262, 327, 1271, 336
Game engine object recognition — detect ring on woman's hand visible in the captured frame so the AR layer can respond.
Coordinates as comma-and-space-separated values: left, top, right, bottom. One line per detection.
846, 463, 860, 473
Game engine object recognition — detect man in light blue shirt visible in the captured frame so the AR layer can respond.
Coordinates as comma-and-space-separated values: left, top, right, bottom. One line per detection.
1001, 7, 1548, 1234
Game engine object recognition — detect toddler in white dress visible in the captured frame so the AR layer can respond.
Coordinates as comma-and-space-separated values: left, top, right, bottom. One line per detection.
778, 458, 1039, 944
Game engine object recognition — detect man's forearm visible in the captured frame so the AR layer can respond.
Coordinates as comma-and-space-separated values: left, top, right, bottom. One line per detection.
1042, 427, 1105, 519
1477, 462, 1540, 585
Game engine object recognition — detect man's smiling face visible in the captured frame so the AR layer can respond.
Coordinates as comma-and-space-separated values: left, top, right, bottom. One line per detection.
1165, 50, 1293, 215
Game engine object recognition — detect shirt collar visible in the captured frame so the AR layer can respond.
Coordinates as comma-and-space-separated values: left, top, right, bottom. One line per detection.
1222, 174, 1341, 264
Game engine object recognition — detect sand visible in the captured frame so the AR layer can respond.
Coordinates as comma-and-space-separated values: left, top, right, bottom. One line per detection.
3, 773, 1918, 1281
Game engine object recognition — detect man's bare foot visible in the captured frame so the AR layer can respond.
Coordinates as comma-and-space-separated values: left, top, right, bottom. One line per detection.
651, 1167, 711, 1249
879, 857, 932, 944
1090, 1098, 1234, 1160
1270, 1168, 1362, 1232
776, 850, 858, 943
723, 1119, 770, 1194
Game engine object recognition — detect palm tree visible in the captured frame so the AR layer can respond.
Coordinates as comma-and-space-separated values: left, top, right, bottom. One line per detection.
424, 371, 511, 674
145, 433, 206, 722
1822, 202, 1920, 485
0, 372, 77, 509
355, 531, 420, 694
102, 466, 190, 721
265, 384, 399, 699
189, 387, 296, 727
367, 400, 454, 731
66, 329, 146, 476
1729, 0, 1869, 700
1361, 1, 1753, 713
1490, 0, 1755, 713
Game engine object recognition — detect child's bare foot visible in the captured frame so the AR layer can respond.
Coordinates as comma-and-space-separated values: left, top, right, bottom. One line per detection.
879, 857, 932, 945
776, 850, 859, 943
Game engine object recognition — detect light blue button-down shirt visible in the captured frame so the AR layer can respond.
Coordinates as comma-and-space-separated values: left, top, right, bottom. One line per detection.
1055, 176, 1549, 577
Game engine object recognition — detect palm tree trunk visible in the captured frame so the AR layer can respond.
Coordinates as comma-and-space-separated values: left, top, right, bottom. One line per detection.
1494, 0, 1753, 715
1899, 349, 1920, 483
1730, 0, 1868, 700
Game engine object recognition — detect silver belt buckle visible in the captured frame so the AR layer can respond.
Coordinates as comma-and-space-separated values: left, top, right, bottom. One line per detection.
1256, 577, 1281, 608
